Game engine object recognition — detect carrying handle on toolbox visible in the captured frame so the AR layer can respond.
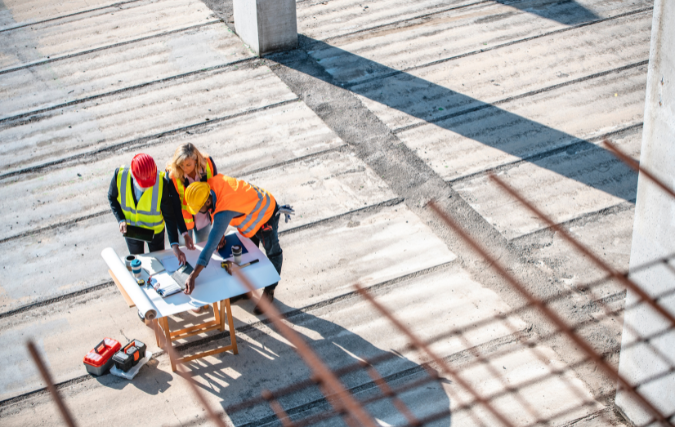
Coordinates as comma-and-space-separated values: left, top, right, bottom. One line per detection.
94, 340, 107, 354
123, 341, 136, 352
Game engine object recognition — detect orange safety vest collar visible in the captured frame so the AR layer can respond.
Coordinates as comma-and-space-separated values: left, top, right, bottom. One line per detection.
171, 158, 214, 230
207, 174, 276, 238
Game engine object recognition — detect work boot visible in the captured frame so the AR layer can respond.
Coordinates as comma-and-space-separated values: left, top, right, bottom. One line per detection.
229, 292, 251, 304
253, 288, 275, 315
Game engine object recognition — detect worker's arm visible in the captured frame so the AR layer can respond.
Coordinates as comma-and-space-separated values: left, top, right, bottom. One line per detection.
184, 210, 240, 294
164, 174, 194, 249
107, 168, 127, 234
160, 183, 189, 264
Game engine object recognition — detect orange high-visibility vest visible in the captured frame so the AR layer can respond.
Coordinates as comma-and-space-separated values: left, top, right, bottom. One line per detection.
171, 158, 214, 230
208, 174, 276, 238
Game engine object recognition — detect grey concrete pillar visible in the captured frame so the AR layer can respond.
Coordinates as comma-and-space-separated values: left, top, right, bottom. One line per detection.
615, 0, 675, 425
233, 0, 298, 56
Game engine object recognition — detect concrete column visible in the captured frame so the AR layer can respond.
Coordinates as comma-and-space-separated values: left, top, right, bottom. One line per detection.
233, 0, 298, 56
615, 0, 675, 425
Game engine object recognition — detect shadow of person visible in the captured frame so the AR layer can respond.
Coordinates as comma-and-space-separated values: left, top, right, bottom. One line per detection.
180, 299, 453, 426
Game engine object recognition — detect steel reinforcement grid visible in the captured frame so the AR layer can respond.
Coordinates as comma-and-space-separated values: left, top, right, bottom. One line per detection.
29, 140, 675, 427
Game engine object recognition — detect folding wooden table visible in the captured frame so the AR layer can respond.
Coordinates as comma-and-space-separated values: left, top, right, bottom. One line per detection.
105, 232, 281, 372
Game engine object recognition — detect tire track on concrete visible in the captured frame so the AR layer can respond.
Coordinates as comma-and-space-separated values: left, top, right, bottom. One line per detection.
0, 21, 222, 76
0, 56, 257, 124
319, 0, 491, 43
332, 7, 653, 90
0, 97, 300, 182
0, 0, 144, 33
393, 60, 649, 135
446, 123, 644, 186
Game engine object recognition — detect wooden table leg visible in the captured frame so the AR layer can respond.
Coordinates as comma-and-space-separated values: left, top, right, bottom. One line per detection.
160, 317, 177, 372
219, 300, 226, 332
224, 299, 238, 355
153, 319, 161, 346
212, 302, 221, 329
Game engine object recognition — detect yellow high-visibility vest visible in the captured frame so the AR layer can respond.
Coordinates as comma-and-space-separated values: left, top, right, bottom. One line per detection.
116, 166, 165, 234
171, 158, 214, 230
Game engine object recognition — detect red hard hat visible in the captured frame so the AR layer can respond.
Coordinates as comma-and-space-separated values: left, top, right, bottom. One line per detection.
130, 153, 157, 188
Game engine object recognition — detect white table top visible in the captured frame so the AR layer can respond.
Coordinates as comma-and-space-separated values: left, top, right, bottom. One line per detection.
129, 232, 280, 318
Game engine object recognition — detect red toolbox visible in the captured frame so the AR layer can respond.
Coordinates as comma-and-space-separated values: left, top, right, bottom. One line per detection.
83, 338, 121, 376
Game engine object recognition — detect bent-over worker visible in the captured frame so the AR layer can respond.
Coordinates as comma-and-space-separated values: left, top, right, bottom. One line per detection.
165, 143, 217, 246
183, 175, 283, 315
108, 153, 188, 263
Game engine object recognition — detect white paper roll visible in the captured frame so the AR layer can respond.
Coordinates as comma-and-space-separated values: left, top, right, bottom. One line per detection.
101, 247, 157, 320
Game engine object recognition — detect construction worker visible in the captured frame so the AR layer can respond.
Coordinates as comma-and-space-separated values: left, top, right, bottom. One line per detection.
165, 143, 217, 246
183, 175, 292, 315
108, 153, 188, 263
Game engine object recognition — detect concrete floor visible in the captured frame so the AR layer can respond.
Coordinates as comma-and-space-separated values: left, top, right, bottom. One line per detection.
0, 0, 648, 425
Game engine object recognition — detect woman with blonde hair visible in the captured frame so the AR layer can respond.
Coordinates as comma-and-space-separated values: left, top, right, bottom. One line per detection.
166, 143, 218, 246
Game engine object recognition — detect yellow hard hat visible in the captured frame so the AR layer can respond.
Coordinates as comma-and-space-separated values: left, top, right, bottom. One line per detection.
185, 182, 210, 214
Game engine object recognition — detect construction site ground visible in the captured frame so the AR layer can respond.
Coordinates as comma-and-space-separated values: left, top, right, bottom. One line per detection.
0, 0, 649, 425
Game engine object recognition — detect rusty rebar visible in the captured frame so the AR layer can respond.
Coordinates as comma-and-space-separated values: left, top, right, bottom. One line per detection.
604, 139, 675, 200
428, 199, 672, 425
230, 265, 379, 427
27, 341, 78, 427
355, 283, 520, 427
151, 321, 229, 427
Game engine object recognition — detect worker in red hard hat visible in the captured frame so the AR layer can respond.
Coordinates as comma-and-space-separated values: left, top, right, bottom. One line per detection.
108, 153, 190, 262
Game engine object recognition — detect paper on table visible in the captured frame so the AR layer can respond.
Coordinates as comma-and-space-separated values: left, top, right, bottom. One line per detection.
160, 255, 181, 273
136, 255, 165, 275
101, 248, 157, 320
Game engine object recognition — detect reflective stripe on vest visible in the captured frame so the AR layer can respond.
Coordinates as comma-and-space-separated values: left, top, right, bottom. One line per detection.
208, 175, 275, 238
172, 158, 214, 230
117, 166, 165, 233
237, 184, 272, 236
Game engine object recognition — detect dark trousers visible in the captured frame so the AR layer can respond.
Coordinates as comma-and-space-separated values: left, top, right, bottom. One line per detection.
250, 204, 282, 292
125, 229, 165, 255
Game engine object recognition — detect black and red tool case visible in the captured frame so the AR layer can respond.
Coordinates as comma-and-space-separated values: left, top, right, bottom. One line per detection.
83, 338, 121, 376
112, 339, 147, 372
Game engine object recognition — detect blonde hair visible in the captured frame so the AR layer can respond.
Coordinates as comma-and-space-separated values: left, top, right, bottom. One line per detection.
166, 143, 209, 182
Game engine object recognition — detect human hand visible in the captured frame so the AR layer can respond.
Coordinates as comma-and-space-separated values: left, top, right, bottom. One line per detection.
119, 222, 127, 234
173, 246, 186, 265
184, 233, 195, 250
217, 235, 227, 249
184, 274, 196, 294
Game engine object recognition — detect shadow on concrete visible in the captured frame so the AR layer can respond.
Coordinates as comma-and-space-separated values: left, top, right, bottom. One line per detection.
268, 36, 638, 203
492, 0, 599, 26
182, 300, 453, 426
94, 358, 174, 395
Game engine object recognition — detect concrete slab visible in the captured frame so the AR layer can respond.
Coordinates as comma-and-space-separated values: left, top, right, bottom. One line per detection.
0, 0, 130, 30
352, 10, 651, 131
400, 64, 646, 182
453, 127, 640, 241
337, 345, 608, 427
296, 0, 475, 41
306, 0, 651, 85
0, 152, 398, 310
0, 101, 344, 239
0, 0, 216, 72
0, 23, 253, 119
0, 267, 520, 418
513, 203, 634, 300
0, 65, 297, 176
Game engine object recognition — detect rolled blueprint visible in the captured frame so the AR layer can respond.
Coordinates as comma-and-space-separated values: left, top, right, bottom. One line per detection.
101, 247, 157, 320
